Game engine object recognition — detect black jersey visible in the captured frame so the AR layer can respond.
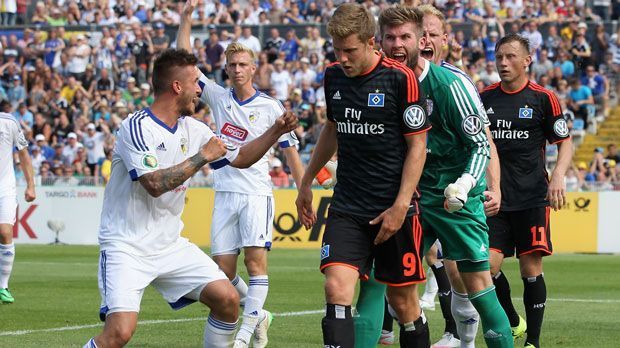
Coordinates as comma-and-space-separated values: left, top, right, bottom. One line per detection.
481, 81, 570, 211
325, 52, 430, 217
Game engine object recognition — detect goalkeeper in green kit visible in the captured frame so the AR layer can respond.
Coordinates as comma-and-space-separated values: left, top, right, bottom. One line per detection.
353, 5, 513, 348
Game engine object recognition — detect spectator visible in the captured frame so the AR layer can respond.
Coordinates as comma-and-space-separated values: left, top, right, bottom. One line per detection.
204, 29, 225, 85
270, 59, 293, 102
478, 60, 501, 86
13, 102, 33, 130
571, 31, 592, 75
30, 145, 45, 175
237, 26, 262, 55
294, 57, 317, 88
96, 68, 115, 99
606, 144, 620, 162
255, 52, 274, 93
7, 75, 25, 108
269, 158, 290, 187
481, 22, 503, 62
151, 22, 170, 55
134, 83, 153, 108
52, 111, 73, 143
565, 166, 582, 192
34, 133, 54, 160
591, 23, 610, 69
280, 29, 300, 62
44, 28, 64, 68
568, 78, 596, 122
62, 132, 83, 167
82, 122, 109, 178
100, 149, 113, 184
582, 64, 609, 115
532, 48, 554, 82
555, 50, 575, 79
190, 165, 214, 187
67, 34, 91, 79
265, 28, 285, 63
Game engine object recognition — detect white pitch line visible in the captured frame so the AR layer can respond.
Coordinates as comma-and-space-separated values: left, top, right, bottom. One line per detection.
0, 309, 324, 337
2, 297, 619, 337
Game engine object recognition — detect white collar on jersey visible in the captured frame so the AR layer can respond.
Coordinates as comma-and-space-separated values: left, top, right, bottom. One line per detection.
418, 58, 430, 83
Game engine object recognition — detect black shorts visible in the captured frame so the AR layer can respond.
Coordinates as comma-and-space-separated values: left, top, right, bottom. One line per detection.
487, 206, 552, 258
319, 209, 425, 286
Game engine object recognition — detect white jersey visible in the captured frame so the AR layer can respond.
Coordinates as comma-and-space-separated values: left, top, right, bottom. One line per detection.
98, 109, 234, 256
0, 112, 28, 197
440, 61, 490, 127
198, 73, 298, 196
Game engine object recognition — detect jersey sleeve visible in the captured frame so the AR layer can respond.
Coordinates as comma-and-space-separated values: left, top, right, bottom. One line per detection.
198, 71, 227, 107
12, 122, 28, 151
541, 89, 570, 144
397, 67, 431, 135
445, 79, 490, 183
273, 99, 300, 149
116, 117, 159, 181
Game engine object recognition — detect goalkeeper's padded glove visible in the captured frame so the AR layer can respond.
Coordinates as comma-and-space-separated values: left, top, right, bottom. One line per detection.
443, 174, 476, 213
315, 160, 337, 189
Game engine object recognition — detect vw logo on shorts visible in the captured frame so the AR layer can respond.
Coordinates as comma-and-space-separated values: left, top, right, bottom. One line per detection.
462, 115, 483, 136
403, 105, 426, 129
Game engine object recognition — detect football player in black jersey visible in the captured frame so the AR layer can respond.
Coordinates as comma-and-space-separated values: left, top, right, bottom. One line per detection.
481, 34, 573, 348
295, 3, 431, 347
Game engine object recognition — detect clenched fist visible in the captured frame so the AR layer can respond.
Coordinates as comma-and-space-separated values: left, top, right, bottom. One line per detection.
201, 136, 227, 162
274, 111, 299, 135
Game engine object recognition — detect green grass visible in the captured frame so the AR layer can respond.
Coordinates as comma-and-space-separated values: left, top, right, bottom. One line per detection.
1, 246, 620, 347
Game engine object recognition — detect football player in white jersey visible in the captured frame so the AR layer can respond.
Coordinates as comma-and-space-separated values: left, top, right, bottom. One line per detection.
0, 110, 36, 304
83, 49, 298, 348
178, 2, 304, 347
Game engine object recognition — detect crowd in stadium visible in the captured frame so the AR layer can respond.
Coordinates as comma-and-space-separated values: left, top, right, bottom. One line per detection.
2, 0, 620, 190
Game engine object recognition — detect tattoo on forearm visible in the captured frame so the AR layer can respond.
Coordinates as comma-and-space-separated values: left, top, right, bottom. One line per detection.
143, 153, 207, 196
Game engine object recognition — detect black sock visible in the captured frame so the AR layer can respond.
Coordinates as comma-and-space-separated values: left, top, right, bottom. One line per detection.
382, 298, 394, 332
523, 274, 546, 348
323, 303, 354, 348
399, 314, 430, 348
431, 263, 457, 338
492, 270, 521, 327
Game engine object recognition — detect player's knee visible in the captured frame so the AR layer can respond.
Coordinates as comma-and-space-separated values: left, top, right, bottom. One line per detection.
105, 325, 135, 347
0, 225, 13, 243
211, 288, 240, 320
243, 257, 266, 276
324, 277, 353, 304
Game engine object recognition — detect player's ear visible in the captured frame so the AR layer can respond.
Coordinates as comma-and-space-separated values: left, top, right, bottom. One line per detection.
418, 36, 427, 51
367, 36, 375, 49
524, 54, 532, 69
172, 80, 182, 95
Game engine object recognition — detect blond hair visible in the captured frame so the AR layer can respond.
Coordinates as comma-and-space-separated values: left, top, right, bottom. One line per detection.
378, 5, 423, 38
327, 3, 376, 42
417, 4, 447, 33
224, 42, 257, 63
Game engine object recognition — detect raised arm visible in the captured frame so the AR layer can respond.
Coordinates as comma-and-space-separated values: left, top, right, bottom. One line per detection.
176, 0, 196, 52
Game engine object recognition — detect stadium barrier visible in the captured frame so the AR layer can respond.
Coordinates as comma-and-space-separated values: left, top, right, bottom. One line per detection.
13, 187, 620, 253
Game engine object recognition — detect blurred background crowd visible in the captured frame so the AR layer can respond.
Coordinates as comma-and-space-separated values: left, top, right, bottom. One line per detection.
2, 0, 620, 190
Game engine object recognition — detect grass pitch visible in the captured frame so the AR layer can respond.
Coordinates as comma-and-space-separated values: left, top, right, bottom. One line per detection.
1, 246, 619, 347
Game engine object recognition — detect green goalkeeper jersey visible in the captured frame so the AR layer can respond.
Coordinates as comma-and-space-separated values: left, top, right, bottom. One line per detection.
418, 61, 490, 206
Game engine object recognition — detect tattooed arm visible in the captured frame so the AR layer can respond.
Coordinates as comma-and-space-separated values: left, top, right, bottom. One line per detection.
139, 137, 226, 198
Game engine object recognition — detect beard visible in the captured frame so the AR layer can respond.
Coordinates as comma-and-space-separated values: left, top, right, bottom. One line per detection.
177, 93, 196, 116
405, 48, 419, 70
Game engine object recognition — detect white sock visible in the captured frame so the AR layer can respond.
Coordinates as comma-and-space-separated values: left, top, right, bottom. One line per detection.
0, 243, 15, 289
83, 338, 98, 348
421, 266, 438, 301
204, 315, 237, 348
451, 289, 479, 348
235, 275, 269, 343
232, 274, 248, 307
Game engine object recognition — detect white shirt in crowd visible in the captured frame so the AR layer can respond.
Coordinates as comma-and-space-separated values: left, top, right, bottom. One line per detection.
83, 131, 106, 165
270, 70, 292, 101
0, 112, 28, 197
198, 73, 298, 196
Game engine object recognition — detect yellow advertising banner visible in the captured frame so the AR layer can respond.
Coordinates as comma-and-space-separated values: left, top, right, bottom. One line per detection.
180, 188, 333, 248
551, 192, 598, 253
181, 189, 599, 253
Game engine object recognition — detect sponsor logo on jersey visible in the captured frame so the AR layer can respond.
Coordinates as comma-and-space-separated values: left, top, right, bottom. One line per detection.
462, 115, 483, 136
553, 118, 569, 137
221, 122, 248, 141
142, 154, 158, 169
333, 90, 341, 100
403, 105, 426, 130
320, 244, 330, 260
519, 107, 533, 119
367, 91, 385, 107
156, 142, 166, 151
480, 244, 487, 252
180, 138, 188, 155
486, 107, 494, 114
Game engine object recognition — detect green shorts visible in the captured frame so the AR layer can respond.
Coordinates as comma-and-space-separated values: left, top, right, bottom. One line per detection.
421, 194, 489, 263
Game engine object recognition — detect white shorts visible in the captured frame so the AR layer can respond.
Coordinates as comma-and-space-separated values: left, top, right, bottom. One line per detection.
0, 195, 17, 225
210, 191, 274, 256
98, 239, 228, 319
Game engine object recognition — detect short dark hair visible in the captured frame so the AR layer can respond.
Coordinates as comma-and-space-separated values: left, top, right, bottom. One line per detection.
378, 5, 424, 39
495, 34, 530, 54
151, 49, 198, 96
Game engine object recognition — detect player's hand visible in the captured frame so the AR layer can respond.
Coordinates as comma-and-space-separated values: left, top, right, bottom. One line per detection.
183, 0, 198, 17
274, 111, 298, 135
547, 174, 566, 211
201, 136, 227, 162
444, 183, 467, 213
449, 38, 463, 62
483, 189, 501, 216
370, 203, 408, 245
296, 184, 316, 230
24, 187, 35, 202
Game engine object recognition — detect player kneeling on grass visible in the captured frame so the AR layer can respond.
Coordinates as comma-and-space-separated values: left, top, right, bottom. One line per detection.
83, 49, 298, 348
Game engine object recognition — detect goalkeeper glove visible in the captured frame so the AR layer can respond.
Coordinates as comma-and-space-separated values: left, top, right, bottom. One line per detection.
314, 160, 337, 189
443, 174, 476, 213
